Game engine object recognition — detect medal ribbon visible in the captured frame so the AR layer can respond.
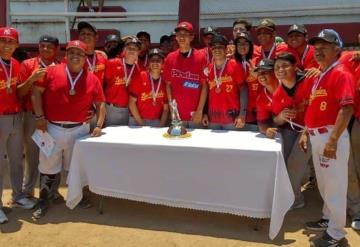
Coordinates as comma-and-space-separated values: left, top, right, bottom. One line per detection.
86, 53, 96, 72
213, 59, 228, 89
0, 57, 12, 89
66, 66, 84, 92
123, 59, 135, 87
150, 75, 162, 103
262, 43, 276, 59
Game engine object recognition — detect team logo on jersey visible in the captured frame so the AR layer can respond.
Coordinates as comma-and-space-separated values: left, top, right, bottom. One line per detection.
74, 41, 80, 46
183, 81, 200, 89
171, 69, 200, 81
4, 29, 11, 35
319, 155, 330, 168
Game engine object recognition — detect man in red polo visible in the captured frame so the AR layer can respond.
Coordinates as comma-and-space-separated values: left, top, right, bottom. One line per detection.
0, 27, 37, 224
198, 26, 218, 65
299, 29, 355, 247
78, 21, 107, 83
31, 40, 106, 219
163, 21, 207, 128
18, 35, 61, 202
136, 31, 151, 71
104, 37, 142, 126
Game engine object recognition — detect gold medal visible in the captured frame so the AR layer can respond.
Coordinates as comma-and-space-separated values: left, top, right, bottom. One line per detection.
6, 87, 12, 94
69, 89, 76, 96
215, 87, 221, 94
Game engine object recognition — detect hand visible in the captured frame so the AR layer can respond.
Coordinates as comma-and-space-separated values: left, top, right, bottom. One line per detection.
280, 108, 297, 120
323, 139, 337, 159
265, 128, 277, 139
304, 68, 321, 78
234, 115, 245, 128
202, 114, 209, 126
299, 131, 308, 153
36, 118, 48, 132
136, 118, 145, 126
29, 68, 47, 83
85, 110, 95, 123
192, 110, 203, 124
90, 127, 102, 137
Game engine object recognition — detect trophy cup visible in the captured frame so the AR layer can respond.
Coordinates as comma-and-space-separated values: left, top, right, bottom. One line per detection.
163, 99, 191, 138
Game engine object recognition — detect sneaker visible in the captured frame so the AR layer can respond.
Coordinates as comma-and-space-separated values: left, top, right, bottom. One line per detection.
351, 217, 360, 231
306, 219, 329, 231
303, 176, 317, 190
13, 197, 37, 209
310, 231, 348, 247
0, 208, 8, 224
77, 198, 92, 209
32, 201, 48, 219
291, 199, 305, 210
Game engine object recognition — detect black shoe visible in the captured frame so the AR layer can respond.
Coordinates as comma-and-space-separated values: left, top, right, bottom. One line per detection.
48, 191, 65, 205
77, 198, 92, 209
32, 201, 48, 219
306, 219, 329, 231
310, 231, 348, 247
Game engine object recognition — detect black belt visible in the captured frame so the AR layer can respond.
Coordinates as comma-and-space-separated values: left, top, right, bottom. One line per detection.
106, 102, 126, 108
50, 121, 84, 128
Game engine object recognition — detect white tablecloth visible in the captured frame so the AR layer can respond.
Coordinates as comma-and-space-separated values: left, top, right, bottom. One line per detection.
66, 126, 294, 240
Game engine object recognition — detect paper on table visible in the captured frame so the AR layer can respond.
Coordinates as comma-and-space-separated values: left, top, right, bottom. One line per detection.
31, 129, 56, 157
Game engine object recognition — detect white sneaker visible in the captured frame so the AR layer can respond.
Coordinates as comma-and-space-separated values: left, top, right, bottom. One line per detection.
351, 217, 360, 231
13, 198, 36, 209
0, 208, 8, 224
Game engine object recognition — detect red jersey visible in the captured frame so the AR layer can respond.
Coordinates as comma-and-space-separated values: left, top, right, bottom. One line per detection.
272, 78, 312, 126
239, 60, 263, 123
198, 47, 212, 65
84, 50, 107, 84
36, 63, 105, 122
305, 63, 355, 128
252, 42, 288, 66
137, 54, 148, 71
104, 58, 142, 107
129, 71, 167, 120
163, 49, 207, 121
206, 59, 245, 124
19, 57, 59, 112
0, 58, 21, 114
256, 88, 274, 124
286, 45, 318, 70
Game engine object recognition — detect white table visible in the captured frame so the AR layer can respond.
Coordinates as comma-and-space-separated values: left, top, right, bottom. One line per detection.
66, 126, 294, 240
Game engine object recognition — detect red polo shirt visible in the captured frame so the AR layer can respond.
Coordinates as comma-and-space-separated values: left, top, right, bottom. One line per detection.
129, 71, 168, 120
305, 63, 355, 128
206, 59, 245, 124
252, 43, 288, 66
0, 57, 21, 114
163, 48, 207, 121
256, 88, 274, 124
104, 58, 142, 107
84, 50, 107, 84
36, 63, 105, 122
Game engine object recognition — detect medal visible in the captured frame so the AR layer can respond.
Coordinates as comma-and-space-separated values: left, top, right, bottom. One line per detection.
0, 57, 13, 93
87, 54, 96, 72
213, 59, 227, 94
66, 66, 83, 96
6, 87, 12, 94
123, 59, 135, 87
150, 75, 162, 106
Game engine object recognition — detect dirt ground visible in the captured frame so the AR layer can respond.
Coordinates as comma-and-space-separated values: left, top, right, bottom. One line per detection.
1, 174, 360, 247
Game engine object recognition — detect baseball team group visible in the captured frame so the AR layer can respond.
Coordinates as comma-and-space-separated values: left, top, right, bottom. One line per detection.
0, 16, 359, 247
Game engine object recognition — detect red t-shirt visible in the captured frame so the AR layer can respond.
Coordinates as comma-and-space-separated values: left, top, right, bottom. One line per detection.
163, 49, 207, 121
36, 63, 105, 122
305, 63, 355, 128
129, 71, 168, 120
85, 50, 107, 84
0, 57, 21, 114
272, 78, 312, 126
286, 45, 318, 70
206, 59, 245, 124
137, 54, 148, 71
104, 58, 142, 107
198, 47, 212, 65
256, 88, 274, 124
252, 42, 288, 66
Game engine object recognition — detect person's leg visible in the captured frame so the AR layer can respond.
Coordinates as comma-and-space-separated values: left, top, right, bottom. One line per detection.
280, 128, 298, 164
23, 111, 39, 198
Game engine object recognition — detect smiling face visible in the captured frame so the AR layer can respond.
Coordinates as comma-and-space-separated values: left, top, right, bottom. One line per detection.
287, 32, 306, 49
149, 54, 163, 72
175, 29, 194, 49
78, 27, 97, 51
211, 43, 227, 60
233, 23, 247, 39
0, 37, 19, 60
313, 40, 340, 68
66, 47, 86, 72
39, 42, 58, 61
274, 59, 297, 82
256, 28, 275, 47
236, 38, 250, 57
125, 43, 140, 62
257, 69, 276, 87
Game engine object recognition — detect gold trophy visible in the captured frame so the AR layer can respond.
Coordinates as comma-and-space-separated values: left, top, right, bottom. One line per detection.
163, 99, 191, 138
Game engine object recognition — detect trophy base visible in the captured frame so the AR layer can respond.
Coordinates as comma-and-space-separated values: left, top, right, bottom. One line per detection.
163, 132, 192, 139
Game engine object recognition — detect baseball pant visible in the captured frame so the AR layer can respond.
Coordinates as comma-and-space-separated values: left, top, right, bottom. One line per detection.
104, 104, 129, 127
347, 119, 360, 219
128, 117, 161, 127
0, 114, 25, 206
22, 111, 39, 197
287, 132, 312, 203
38, 123, 90, 175
309, 126, 349, 240
280, 128, 299, 163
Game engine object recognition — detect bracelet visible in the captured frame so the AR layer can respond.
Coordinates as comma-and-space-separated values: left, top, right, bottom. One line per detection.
35, 115, 45, 121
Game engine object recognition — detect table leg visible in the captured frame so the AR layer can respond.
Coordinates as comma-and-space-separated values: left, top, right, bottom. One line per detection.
253, 219, 261, 231
98, 195, 104, 214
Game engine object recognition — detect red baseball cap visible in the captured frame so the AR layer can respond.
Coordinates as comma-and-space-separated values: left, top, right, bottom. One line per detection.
0, 27, 19, 43
175, 21, 193, 33
66, 40, 87, 53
